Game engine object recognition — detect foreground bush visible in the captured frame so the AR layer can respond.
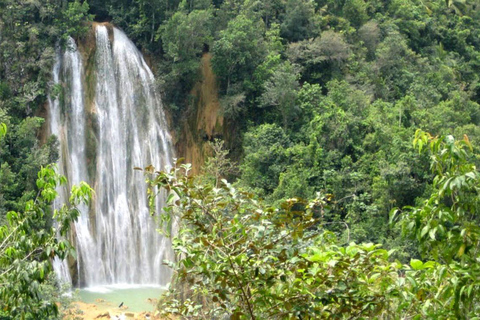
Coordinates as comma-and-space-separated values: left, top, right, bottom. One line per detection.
146, 162, 402, 319
146, 130, 480, 319
0, 162, 92, 319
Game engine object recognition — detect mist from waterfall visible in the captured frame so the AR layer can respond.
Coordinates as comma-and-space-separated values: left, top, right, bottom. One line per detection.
49, 25, 173, 287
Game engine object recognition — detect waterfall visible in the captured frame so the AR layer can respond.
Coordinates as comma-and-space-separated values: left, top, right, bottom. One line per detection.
49, 25, 173, 287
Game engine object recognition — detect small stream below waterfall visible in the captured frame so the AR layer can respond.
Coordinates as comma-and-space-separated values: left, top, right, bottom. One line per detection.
78, 285, 165, 313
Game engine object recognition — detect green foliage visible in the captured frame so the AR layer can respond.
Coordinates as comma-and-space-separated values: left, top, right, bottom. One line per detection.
146, 162, 405, 319
0, 0, 92, 218
342, 0, 369, 28
58, 1, 94, 42
240, 124, 291, 196
373, 30, 420, 101
259, 61, 300, 129
393, 130, 480, 317
92, 0, 181, 52
0, 123, 6, 140
287, 30, 351, 84
280, 0, 316, 42
202, 139, 237, 187
0, 165, 93, 319
1, 117, 59, 214
159, 7, 214, 108
147, 138, 480, 318
0, 0, 92, 117
145, 129, 480, 319
212, 14, 266, 95
161, 9, 213, 63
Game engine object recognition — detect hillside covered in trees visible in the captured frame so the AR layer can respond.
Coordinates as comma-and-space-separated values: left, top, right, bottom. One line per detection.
2, 0, 480, 318
83, 0, 480, 251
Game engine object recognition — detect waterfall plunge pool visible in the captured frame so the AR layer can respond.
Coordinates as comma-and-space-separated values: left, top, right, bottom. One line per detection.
78, 284, 165, 313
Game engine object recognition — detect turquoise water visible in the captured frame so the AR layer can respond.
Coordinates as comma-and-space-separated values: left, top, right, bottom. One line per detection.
78, 285, 164, 313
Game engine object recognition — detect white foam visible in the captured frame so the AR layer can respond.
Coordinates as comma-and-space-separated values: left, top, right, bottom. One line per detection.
83, 284, 164, 293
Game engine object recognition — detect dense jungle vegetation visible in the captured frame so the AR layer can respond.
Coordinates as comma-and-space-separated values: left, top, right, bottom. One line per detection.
2, 0, 480, 318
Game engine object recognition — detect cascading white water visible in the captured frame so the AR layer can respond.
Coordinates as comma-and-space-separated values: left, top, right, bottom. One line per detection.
49, 25, 173, 287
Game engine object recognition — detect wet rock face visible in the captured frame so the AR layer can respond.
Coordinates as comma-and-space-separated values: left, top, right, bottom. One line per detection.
68, 255, 78, 287
177, 53, 226, 174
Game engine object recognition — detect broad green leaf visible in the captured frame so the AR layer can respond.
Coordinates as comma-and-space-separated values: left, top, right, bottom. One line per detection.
410, 259, 424, 270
